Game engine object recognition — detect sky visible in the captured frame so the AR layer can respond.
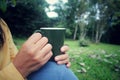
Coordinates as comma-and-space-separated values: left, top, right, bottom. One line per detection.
45, 0, 68, 4
45, 0, 68, 18
45, 0, 59, 5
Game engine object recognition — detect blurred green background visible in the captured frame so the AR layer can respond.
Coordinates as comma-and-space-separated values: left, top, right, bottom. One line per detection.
0, 0, 120, 80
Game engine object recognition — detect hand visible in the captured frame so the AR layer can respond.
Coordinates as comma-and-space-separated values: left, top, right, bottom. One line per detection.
13, 33, 53, 78
54, 45, 71, 68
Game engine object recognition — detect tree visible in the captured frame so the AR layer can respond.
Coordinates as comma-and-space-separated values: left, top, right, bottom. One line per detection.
53, 0, 89, 39
51, 0, 76, 38
0, 0, 49, 37
52, 0, 120, 44
87, 0, 110, 43
105, 0, 120, 44
89, 0, 120, 44
0, 0, 16, 12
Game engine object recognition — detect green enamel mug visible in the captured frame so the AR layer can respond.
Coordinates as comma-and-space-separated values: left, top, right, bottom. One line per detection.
35, 27, 66, 61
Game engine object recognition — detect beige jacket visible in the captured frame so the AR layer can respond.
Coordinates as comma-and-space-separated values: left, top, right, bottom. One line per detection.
0, 19, 24, 80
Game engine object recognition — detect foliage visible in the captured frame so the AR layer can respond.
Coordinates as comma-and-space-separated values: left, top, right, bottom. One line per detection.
88, 0, 120, 44
79, 39, 90, 47
0, 0, 50, 37
65, 28, 72, 38
53, 0, 80, 39
0, 0, 16, 12
0, 0, 120, 44
52, 0, 120, 44
54, 23, 72, 38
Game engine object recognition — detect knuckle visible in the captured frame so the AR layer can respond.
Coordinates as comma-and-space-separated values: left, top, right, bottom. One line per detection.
47, 44, 53, 49
49, 51, 53, 56
27, 50, 35, 57
62, 53, 68, 59
32, 57, 40, 63
65, 53, 69, 57
35, 33, 42, 37
38, 60, 45, 66
21, 44, 34, 56
42, 37, 48, 42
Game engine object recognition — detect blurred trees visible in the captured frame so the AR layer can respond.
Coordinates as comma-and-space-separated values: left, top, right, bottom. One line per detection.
89, 0, 120, 44
0, 0, 16, 12
53, 0, 89, 39
53, 0, 120, 44
0, 0, 50, 37
88, 0, 109, 43
0, 0, 120, 44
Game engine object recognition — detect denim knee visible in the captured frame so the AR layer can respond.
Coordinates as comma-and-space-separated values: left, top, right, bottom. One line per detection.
27, 61, 78, 80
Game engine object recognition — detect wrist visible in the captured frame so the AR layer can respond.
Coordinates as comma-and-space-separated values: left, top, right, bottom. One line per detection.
12, 61, 29, 78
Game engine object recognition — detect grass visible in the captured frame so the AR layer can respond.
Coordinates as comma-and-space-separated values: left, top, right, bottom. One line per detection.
65, 40, 120, 80
14, 38, 120, 80
14, 37, 27, 49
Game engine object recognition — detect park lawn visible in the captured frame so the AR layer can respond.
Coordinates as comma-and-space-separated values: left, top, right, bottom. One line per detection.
65, 40, 120, 80
14, 38, 120, 80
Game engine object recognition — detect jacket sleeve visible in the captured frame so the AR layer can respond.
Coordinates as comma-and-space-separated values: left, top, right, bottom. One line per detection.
0, 18, 25, 80
0, 63, 25, 80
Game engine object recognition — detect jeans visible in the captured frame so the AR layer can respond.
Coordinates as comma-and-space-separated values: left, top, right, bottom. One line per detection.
27, 61, 78, 80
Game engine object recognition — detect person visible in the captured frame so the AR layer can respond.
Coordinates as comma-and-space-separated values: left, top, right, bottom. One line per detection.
0, 18, 73, 80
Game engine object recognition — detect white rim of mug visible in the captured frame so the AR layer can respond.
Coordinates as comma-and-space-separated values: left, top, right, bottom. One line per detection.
40, 27, 66, 30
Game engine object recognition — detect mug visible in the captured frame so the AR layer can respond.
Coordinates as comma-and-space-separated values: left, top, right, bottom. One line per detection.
35, 27, 66, 61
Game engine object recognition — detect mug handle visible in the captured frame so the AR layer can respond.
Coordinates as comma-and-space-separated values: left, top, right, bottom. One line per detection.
34, 30, 41, 33
34, 30, 45, 36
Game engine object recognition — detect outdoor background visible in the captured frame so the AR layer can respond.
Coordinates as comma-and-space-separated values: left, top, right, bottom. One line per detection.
0, 0, 120, 80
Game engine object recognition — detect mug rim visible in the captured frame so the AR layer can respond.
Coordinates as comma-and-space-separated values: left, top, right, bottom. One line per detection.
40, 27, 66, 30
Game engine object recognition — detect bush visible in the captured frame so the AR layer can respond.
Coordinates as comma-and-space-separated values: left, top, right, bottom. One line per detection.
0, 0, 49, 37
79, 39, 90, 47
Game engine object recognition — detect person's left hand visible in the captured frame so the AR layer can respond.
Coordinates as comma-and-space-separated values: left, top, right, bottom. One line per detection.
54, 45, 71, 68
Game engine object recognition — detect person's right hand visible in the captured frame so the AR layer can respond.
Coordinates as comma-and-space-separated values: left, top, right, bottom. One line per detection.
13, 33, 53, 78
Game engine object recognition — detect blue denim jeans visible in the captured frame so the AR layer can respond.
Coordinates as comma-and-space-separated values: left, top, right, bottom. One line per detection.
27, 61, 78, 80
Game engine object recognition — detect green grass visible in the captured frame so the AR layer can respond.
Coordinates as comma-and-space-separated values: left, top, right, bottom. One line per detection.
65, 40, 120, 80
14, 38, 120, 80
13, 37, 27, 49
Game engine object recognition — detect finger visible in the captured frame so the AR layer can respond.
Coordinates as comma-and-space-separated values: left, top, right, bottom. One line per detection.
57, 58, 69, 65
25, 33, 42, 45
30, 51, 53, 72
42, 51, 53, 62
66, 62, 71, 68
37, 44, 52, 57
55, 53, 69, 61
36, 51, 53, 68
60, 45, 69, 52
33, 37, 49, 50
